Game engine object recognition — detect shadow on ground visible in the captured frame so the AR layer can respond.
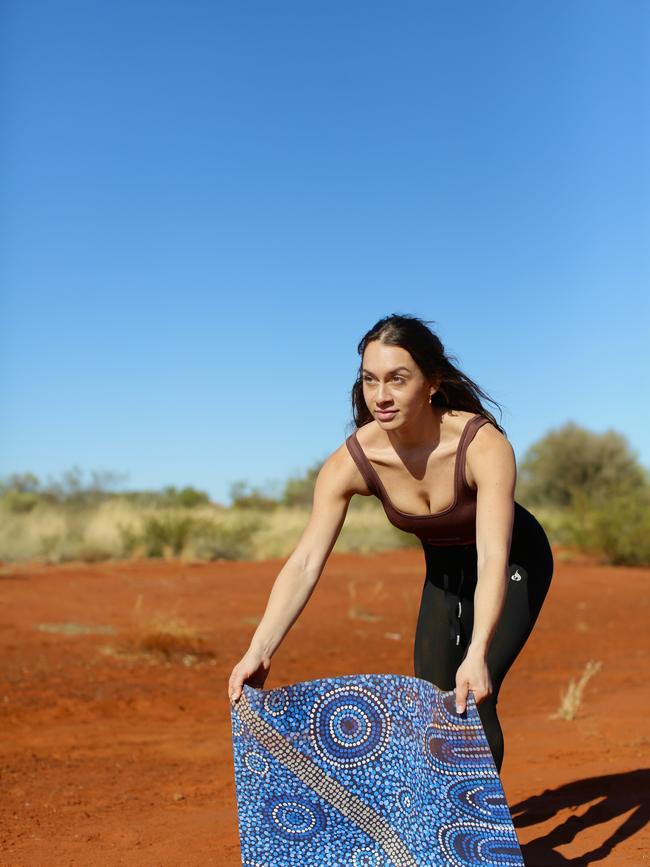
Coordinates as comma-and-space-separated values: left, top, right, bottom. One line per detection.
512, 769, 649, 865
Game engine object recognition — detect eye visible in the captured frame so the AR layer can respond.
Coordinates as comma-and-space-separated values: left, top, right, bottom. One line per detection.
362, 375, 405, 384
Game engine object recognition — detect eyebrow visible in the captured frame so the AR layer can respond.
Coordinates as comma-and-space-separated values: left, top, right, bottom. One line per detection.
362, 366, 411, 376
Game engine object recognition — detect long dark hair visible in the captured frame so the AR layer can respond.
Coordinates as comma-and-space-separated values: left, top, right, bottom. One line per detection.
350, 313, 506, 434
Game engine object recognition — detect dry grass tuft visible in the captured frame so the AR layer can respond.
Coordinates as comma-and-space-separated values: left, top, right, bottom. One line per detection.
347, 578, 385, 622
103, 596, 215, 665
133, 613, 212, 660
549, 659, 603, 721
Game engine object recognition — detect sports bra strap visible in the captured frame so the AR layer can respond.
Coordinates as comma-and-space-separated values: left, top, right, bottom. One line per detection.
345, 413, 491, 502
456, 415, 490, 490
345, 432, 381, 497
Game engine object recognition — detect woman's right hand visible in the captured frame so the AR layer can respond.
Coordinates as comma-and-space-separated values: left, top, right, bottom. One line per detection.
228, 648, 272, 704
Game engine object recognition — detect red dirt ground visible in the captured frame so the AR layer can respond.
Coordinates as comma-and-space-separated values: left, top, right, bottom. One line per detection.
0, 550, 648, 866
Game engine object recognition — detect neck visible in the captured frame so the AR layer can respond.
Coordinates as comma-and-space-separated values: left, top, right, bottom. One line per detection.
385, 405, 446, 452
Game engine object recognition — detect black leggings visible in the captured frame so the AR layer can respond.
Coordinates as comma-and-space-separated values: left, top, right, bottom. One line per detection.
413, 502, 554, 774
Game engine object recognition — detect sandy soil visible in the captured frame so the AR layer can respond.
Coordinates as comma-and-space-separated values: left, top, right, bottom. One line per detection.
0, 549, 648, 866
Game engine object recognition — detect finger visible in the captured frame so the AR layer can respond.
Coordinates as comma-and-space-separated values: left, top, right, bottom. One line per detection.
229, 677, 243, 703
455, 683, 468, 714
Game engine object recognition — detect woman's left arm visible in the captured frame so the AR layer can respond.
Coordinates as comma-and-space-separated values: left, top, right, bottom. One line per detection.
454, 425, 516, 714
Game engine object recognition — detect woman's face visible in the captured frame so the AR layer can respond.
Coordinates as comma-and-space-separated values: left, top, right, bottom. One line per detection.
361, 341, 433, 427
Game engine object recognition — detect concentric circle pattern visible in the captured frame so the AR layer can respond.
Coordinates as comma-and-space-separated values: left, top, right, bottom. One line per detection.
263, 797, 327, 840
445, 776, 511, 823
264, 687, 289, 717
230, 673, 524, 865
424, 723, 494, 774
439, 822, 524, 866
244, 750, 269, 776
310, 684, 391, 768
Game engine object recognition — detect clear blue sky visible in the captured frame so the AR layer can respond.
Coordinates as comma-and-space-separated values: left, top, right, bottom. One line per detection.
2, 1, 648, 504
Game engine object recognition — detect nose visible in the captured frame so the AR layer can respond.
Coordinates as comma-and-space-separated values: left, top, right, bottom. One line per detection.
376, 383, 392, 405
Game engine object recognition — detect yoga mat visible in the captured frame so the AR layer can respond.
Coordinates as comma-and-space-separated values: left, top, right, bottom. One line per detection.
230, 672, 524, 866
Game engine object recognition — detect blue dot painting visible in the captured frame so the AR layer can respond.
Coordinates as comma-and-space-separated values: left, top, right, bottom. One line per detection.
229, 672, 524, 866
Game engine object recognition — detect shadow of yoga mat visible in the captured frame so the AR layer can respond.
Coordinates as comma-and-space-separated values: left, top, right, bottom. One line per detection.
230, 672, 524, 866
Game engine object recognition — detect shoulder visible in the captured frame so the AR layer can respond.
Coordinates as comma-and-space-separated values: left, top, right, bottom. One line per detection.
443, 408, 488, 440
316, 432, 376, 499
344, 421, 387, 467
465, 418, 516, 488
350, 420, 380, 449
471, 416, 510, 445
468, 417, 514, 458
466, 420, 516, 487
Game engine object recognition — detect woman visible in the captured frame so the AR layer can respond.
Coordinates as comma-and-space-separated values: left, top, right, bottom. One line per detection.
228, 313, 554, 773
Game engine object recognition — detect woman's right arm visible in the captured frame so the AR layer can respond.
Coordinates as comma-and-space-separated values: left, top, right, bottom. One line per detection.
228, 440, 362, 704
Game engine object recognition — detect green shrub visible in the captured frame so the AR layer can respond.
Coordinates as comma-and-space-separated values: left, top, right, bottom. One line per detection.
518, 421, 647, 508
139, 514, 201, 557
1, 490, 42, 514
557, 485, 650, 566
229, 480, 280, 511
160, 486, 211, 508
117, 511, 263, 560
185, 515, 262, 560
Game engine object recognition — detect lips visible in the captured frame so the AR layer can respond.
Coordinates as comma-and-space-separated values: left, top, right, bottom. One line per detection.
376, 409, 397, 418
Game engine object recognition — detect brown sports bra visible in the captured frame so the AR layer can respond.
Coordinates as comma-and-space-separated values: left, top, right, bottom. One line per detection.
345, 413, 491, 547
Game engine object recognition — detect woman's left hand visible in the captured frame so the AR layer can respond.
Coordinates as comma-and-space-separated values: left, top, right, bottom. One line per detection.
454, 648, 493, 713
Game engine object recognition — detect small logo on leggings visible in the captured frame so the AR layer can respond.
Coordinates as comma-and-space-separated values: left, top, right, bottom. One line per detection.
510, 564, 527, 582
